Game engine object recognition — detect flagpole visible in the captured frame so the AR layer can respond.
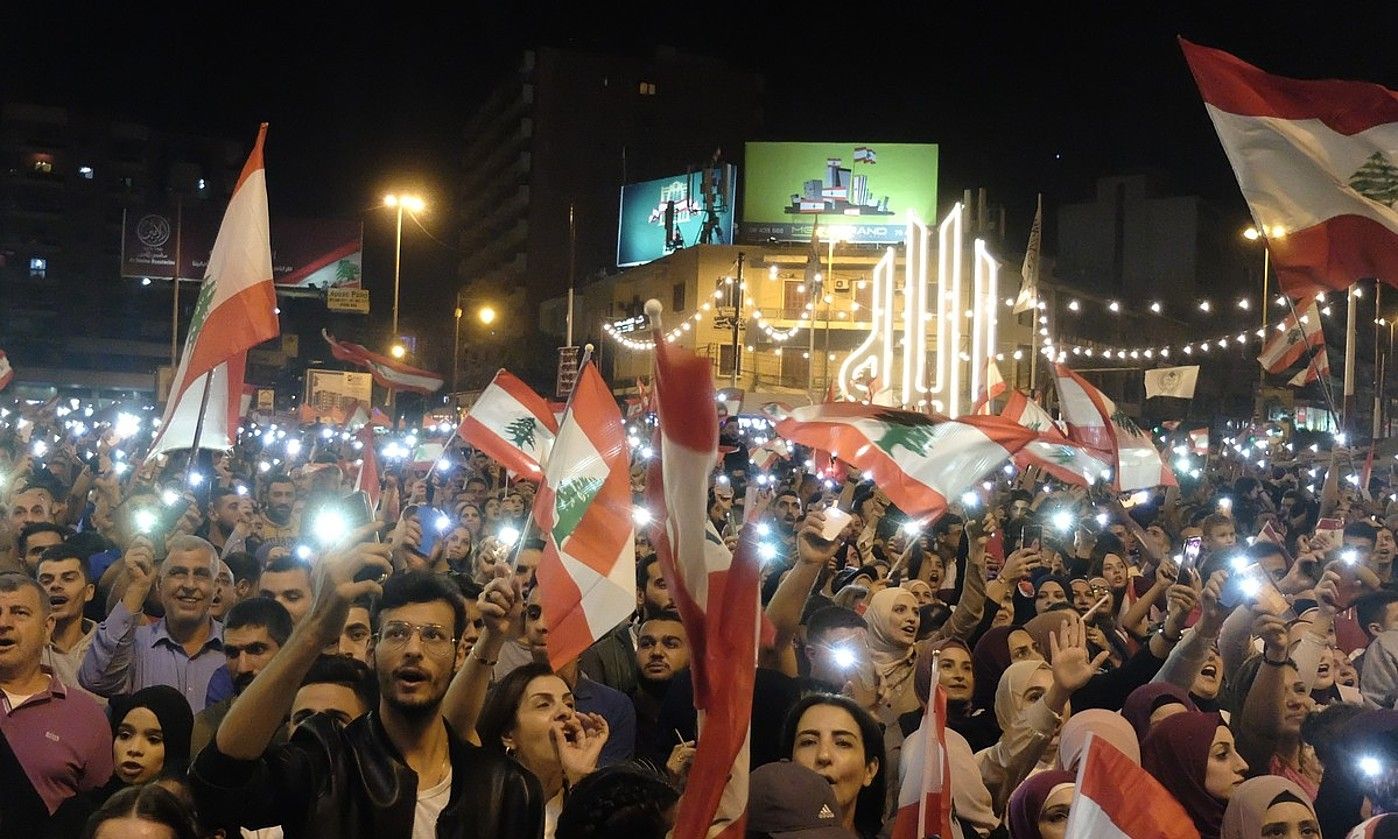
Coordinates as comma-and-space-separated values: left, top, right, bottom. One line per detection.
170, 197, 183, 368
183, 370, 215, 485
1345, 283, 1359, 429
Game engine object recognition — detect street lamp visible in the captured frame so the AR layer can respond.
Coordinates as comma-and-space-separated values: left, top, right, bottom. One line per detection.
478, 305, 497, 326
383, 193, 425, 343
390, 344, 406, 359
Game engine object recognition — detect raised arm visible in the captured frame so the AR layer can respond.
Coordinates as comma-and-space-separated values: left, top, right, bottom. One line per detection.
765, 512, 839, 675
78, 539, 155, 697
441, 563, 523, 743
1235, 614, 1292, 775
214, 531, 391, 760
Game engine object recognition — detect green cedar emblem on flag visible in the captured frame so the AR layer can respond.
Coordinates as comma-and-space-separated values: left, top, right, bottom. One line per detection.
871, 411, 941, 457
552, 476, 604, 546
1349, 152, 1398, 207
505, 416, 539, 451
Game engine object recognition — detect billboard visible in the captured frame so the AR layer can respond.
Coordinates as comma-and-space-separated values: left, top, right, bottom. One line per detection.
616, 165, 736, 267
741, 142, 938, 243
122, 209, 363, 290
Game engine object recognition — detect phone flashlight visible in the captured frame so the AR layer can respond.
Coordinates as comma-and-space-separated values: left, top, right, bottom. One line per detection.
1218, 497, 1233, 511
1052, 510, 1074, 532
113, 462, 130, 476
756, 522, 772, 538
830, 645, 858, 670
1342, 548, 1360, 565
295, 544, 314, 561
133, 509, 158, 534
235, 484, 248, 496
162, 489, 181, 507
436, 458, 452, 472
498, 526, 521, 548
1236, 575, 1263, 600
960, 491, 979, 508
286, 439, 302, 457
188, 471, 204, 487
435, 513, 452, 533
632, 506, 653, 527
312, 509, 348, 546
1360, 755, 1384, 778
31, 440, 47, 458
757, 543, 778, 563
1229, 554, 1251, 574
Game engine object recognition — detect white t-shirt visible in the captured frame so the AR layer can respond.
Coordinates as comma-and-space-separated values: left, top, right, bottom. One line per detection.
412, 767, 453, 839
544, 792, 563, 839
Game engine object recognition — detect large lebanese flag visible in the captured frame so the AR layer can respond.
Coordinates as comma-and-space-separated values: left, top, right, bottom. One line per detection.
1064, 734, 1200, 839
1182, 39, 1398, 295
970, 358, 1007, 415
1000, 390, 1110, 486
891, 682, 954, 839
531, 362, 635, 670
322, 331, 444, 393
646, 306, 757, 839
1257, 297, 1324, 373
1053, 365, 1176, 492
776, 403, 1042, 520
457, 369, 559, 476
151, 124, 278, 455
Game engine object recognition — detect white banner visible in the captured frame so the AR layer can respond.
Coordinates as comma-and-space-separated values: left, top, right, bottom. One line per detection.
1144, 365, 1200, 399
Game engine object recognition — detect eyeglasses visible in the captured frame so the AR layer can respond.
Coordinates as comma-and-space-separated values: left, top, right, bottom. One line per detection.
375, 621, 457, 655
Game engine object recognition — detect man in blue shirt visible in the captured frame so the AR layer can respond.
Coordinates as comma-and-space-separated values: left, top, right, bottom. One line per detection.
80, 534, 225, 712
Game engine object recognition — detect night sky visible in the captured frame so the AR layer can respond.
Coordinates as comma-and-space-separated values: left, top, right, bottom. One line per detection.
6, 4, 1397, 302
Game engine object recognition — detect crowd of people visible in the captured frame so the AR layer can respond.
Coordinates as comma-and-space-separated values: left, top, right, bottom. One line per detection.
5, 397, 1398, 839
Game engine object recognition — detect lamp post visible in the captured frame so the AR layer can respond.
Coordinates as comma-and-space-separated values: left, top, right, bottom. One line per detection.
382, 193, 424, 415
452, 297, 498, 393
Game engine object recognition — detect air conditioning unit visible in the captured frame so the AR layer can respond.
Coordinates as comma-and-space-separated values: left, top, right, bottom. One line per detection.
832, 278, 851, 292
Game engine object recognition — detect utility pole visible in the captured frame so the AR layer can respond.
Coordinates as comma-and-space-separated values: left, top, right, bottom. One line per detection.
731, 252, 744, 388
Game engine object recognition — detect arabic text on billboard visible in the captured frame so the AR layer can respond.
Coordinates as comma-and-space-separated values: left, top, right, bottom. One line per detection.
741, 142, 938, 244
616, 165, 736, 267
123, 209, 363, 289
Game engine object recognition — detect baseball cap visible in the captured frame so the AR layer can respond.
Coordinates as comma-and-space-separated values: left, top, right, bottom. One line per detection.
747, 760, 850, 838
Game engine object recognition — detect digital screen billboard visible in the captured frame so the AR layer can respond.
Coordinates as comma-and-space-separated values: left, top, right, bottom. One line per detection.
616, 165, 736, 267
741, 142, 938, 244
122, 210, 363, 290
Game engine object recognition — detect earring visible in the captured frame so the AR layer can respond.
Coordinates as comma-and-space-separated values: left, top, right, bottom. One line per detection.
505, 745, 516, 758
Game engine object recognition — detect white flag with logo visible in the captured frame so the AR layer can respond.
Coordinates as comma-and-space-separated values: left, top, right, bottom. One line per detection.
1144, 365, 1200, 399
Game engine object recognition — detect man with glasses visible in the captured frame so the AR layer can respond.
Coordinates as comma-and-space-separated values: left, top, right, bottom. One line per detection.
191, 544, 543, 838
79, 535, 226, 712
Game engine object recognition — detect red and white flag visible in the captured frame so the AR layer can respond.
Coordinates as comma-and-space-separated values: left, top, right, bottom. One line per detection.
1256, 518, 1294, 567
321, 331, 444, 394
1053, 364, 1176, 492
0, 349, 14, 391
353, 424, 381, 510
748, 438, 791, 473
891, 682, 954, 839
1064, 734, 1201, 839
1182, 39, 1398, 296
1000, 391, 1110, 487
776, 402, 1043, 520
645, 302, 758, 839
1189, 428, 1210, 455
970, 358, 1007, 415
1288, 345, 1331, 386
151, 124, 279, 456
457, 369, 559, 476
531, 362, 635, 670
1258, 298, 1325, 374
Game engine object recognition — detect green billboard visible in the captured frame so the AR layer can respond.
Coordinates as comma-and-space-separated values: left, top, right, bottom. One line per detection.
741, 142, 939, 244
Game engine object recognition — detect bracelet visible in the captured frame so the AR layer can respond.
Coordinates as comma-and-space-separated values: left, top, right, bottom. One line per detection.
1262, 655, 1290, 667
469, 653, 498, 667
1157, 627, 1183, 643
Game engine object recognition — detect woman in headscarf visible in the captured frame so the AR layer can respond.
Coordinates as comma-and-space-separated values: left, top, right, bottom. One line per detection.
1220, 775, 1319, 839
977, 619, 1107, 812
904, 638, 999, 751
1006, 770, 1076, 839
1023, 607, 1179, 712
971, 625, 1044, 713
901, 578, 937, 608
864, 587, 924, 718
1057, 709, 1139, 772
1141, 712, 1249, 839
1228, 621, 1321, 799
1122, 682, 1199, 742
1032, 576, 1071, 616
108, 685, 195, 787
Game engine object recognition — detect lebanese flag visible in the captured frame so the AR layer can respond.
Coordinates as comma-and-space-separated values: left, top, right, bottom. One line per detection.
1288, 345, 1331, 386
353, 424, 381, 510
1054, 365, 1176, 492
150, 357, 249, 456
1000, 391, 1111, 487
748, 438, 791, 473
646, 304, 758, 839
1182, 39, 1398, 296
971, 358, 1008, 415
1258, 298, 1325, 374
1256, 518, 1295, 567
531, 362, 635, 670
457, 369, 559, 476
777, 402, 1042, 520
1064, 734, 1201, 839
891, 682, 954, 839
321, 331, 444, 393
151, 125, 278, 455
0, 349, 14, 391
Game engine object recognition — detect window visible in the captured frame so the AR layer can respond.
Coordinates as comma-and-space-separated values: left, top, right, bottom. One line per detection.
78, 166, 94, 179
638, 81, 657, 96
32, 159, 53, 174
672, 283, 685, 312
29, 257, 47, 279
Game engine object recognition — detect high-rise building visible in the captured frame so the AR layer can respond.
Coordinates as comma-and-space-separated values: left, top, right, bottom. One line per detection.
454, 47, 765, 330
0, 103, 244, 399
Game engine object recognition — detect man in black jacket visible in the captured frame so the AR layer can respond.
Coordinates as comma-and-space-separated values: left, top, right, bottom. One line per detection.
189, 534, 543, 838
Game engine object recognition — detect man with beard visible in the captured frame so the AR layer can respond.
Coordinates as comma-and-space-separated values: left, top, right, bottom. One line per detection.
80, 535, 226, 713
191, 596, 292, 755
771, 489, 803, 550
579, 554, 675, 696
18, 522, 68, 574
203, 487, 247, 552
190, 543, 543, 838
259, 553, 315, 626
35, 544, 98, 700
254, 475, 297, 542
630, 611, 690, 765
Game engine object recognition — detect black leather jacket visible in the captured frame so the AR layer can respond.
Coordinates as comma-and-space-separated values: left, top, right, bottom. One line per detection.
189, 711, 544, 839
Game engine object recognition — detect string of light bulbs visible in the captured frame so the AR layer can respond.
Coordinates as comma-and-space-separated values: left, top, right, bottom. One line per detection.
1007, 289, 1339, 321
